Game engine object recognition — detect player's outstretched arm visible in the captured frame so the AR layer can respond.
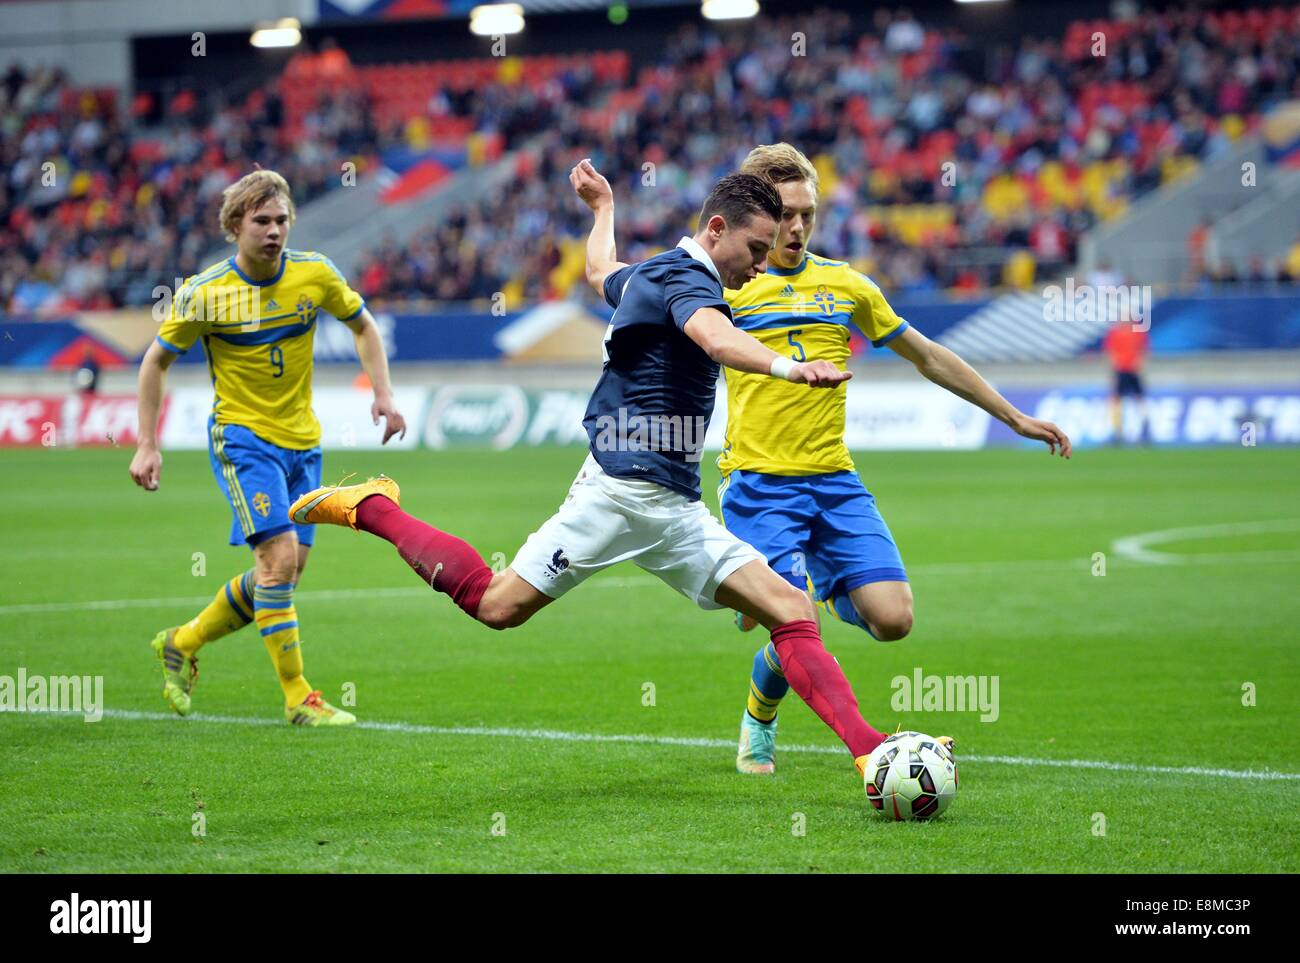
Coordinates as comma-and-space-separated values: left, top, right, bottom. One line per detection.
570, 158, 628, 295
683, 307, 851, 388
887, 325, 1072, 457
345, 309, 407, 444
129, 339, 176, 490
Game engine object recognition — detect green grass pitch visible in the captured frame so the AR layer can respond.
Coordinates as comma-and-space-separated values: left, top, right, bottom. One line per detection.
1, 444, 1297, 873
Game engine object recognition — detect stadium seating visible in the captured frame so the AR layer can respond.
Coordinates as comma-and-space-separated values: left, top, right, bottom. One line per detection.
355, 6, 1299, 305
3, 6, 1297, 316
0, 51, 628, 315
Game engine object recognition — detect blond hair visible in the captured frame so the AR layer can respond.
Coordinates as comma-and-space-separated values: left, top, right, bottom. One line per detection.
740, 143, 819, 193
219, 169, 295, 242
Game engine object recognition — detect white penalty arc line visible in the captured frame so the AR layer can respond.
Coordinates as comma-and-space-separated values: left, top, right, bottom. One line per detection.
1111, 519, 1300, 566
13, 707, 1298, 783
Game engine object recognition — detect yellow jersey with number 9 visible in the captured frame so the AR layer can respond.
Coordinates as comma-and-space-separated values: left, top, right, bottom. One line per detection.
718, 252, 908, 477
155, 250, 365, 450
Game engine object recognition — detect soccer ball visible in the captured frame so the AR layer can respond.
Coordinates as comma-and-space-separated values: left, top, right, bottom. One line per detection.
862, 731, 958, 821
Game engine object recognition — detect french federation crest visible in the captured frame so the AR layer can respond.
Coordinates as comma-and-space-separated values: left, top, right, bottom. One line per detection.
545, 549, 570, 577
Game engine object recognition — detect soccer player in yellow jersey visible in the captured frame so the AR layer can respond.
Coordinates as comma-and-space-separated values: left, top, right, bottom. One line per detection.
128, 169, 407, 725
720, 144, 1072, 773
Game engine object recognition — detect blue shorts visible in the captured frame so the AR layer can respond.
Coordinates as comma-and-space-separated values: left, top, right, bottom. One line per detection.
207, 418, 321, 548
717, 469, 906, 601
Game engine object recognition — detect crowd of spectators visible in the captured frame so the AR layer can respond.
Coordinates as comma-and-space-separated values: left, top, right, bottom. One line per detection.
357, 5, 1300, 305
0, 60, 380, 316
4, 5, 1299, 316
0, 43, 621, 316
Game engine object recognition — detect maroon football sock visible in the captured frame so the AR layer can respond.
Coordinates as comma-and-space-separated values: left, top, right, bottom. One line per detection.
772, 619, 885, 758
354, 495, 493, 618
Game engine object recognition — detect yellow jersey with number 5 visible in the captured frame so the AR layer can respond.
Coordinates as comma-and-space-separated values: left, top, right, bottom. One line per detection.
154, 250, 365, 450
718, 252, 908, 477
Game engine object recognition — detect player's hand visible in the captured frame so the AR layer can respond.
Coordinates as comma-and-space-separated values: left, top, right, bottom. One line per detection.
1012, 414, 1072, 458
129, 445, 162, 491
372, 394, 407, 445
790, 359, 852, 388
570, 158, 614, 211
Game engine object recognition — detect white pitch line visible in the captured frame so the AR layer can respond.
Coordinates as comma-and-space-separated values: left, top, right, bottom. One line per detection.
1112, 519, 1300, 566
957, 753, 1300, 782
0, 586, 426, 616
0, 557, 1196, 618
10, 707, 1297, 783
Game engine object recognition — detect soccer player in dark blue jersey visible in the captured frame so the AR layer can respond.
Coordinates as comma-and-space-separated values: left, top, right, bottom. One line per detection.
292, 164, 904, 777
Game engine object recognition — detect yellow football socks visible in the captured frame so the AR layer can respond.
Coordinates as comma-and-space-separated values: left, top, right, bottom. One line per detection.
746, 642, 788, 723
253, 583, 311, 707
173, 569, 255, 656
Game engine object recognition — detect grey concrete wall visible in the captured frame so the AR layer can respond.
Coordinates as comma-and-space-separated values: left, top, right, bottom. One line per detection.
0, 0, 314, 86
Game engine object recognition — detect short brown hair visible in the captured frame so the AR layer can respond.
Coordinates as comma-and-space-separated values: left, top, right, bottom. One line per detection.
698, 173, 782, 232
219, 169, 295, 242
740, 143, 819, 193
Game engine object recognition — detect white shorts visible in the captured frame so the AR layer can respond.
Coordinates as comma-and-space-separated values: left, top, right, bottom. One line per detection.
511, 453, 765, 610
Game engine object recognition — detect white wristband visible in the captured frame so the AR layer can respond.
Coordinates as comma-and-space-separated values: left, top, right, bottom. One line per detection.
769, 356, 797, 381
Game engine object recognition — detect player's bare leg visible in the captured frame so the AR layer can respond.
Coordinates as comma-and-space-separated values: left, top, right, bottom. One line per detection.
845, 580, 913, 641
474, 568, 554, 629
293, 542, 310, 585
735, 578, 817, 633
717, 560, 888, 774
716, 560, 815, 629
253, 530, 298, 585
